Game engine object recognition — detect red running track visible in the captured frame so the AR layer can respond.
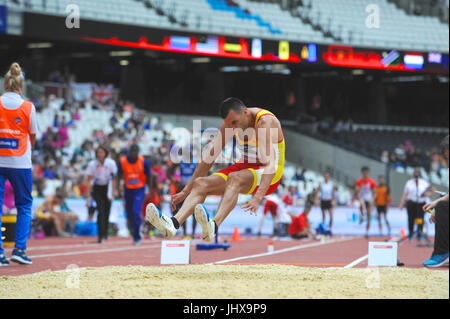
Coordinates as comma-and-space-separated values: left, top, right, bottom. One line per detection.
0, 235, 447, 277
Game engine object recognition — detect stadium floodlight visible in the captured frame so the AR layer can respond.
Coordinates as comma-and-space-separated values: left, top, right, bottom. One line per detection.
191, 57, 211, 63
110, 51, 133, 57
352, 69, 364, 75
27, 42, 53, 49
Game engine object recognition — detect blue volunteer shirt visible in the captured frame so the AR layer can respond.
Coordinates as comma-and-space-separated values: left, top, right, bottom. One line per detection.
180, 159, 196, 185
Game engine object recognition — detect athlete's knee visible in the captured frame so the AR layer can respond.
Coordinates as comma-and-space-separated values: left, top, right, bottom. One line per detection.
192, 177, 210, 194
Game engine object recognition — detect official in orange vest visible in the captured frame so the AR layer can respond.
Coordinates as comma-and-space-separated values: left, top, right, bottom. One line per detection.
118, 144, 152, 245
0, 63, 38, 266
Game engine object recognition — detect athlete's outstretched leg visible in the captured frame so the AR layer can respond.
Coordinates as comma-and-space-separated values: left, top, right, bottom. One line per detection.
194, 170, 255, 242
146, 175, 226, 238
214, 170, 255, 226
174, 175, 226, 225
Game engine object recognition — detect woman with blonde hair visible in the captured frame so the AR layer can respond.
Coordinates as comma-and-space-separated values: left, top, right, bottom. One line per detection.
0, 62, 39, 266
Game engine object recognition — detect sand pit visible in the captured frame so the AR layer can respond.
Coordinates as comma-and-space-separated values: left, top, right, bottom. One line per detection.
0, 265, 448, 299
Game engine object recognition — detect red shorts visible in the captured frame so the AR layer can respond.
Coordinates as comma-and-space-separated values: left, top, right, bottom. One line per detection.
213, 162, 281, 196
263, 200, 278, 217
289, 213, 308, 236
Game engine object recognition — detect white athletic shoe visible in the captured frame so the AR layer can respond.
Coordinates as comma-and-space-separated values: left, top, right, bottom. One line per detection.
194, 204, 216, 242
145, 203, 177, 238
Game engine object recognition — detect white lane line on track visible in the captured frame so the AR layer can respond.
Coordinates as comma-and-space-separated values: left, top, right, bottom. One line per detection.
23, 241, 144, 252
206, 236, 356, 265
29, 244, 162, 259
15, 239, 166, 252
28, 239, 200, 258
344, 254, 369, 268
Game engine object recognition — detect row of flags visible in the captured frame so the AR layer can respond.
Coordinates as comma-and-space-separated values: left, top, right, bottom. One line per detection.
71, 83, 114, 103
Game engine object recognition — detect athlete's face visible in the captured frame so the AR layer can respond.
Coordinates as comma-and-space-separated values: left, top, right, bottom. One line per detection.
378, 176, 385, 185
224, 109, 247, 130
362, 170, 370, 179
324, 173, 330, 181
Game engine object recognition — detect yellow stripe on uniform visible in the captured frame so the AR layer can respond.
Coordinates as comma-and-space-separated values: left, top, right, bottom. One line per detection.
246, 168, 258, 195
213, 172, 228, 181
254, 109, 276, 126
254, 108, 285, 186
271, 140, 285, 184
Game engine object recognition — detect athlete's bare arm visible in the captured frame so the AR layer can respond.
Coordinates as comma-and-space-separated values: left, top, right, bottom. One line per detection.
241, 116, 279, 214
333, 184, 337, 204
372, 188, 378, 204
170, 123, 231, 210
30, 134, 36, 148
353, 185, 361, 201
315, 182, 321, 203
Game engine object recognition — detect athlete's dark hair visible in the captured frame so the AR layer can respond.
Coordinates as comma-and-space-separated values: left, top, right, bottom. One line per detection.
219, 97, 245, 119
361, 166, 369, 172
440, 135, 449, 154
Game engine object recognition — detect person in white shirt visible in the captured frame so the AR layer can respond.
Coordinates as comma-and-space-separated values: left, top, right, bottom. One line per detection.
399, 167, 434, 242
316, 171, 337, 233
85, 145, 118, 243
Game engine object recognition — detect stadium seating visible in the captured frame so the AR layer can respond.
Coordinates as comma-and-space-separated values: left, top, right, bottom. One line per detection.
388, 0, 449, 23
233, 0, 328, 42
287, 123, 449, 187
293, 0, 449, 51
9, 0, 447, 51
206, 0, 282, 34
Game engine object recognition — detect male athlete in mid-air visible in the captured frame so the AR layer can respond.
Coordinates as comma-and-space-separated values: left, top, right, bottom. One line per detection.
145, 97, 285, 241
